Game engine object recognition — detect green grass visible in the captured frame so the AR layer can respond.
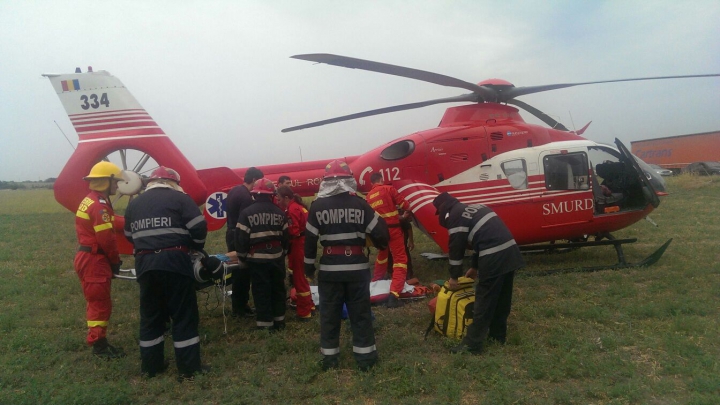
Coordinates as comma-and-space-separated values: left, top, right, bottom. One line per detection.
1, 176, 719, 404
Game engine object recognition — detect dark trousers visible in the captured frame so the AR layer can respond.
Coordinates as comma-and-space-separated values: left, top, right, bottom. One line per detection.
463, 271, 515, 349
249, 260, 286, 328
138, 271, 201, 377
231, 266, 252, 313
318, 280, 377, 366
227, 230, 251, 313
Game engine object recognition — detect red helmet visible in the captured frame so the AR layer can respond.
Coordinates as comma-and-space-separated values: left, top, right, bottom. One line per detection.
148, 166, 181, 183
252, 178, 276, 195
323, 160, 353, 179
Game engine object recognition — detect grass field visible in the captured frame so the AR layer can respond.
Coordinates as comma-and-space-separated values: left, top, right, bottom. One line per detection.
0, 176, 718, 404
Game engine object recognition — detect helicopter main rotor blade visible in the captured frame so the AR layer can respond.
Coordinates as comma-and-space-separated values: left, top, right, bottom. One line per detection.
282, 93, 479, 133
500, 74, 720, 101
506, 99, 569, 131
292, 53, 498, 101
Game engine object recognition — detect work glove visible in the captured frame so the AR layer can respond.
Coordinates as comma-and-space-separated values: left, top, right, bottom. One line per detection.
111, 261, 122, 276
305, 263, 316, 281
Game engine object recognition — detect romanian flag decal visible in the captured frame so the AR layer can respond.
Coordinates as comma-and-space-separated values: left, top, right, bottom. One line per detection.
61, 79, 80, 91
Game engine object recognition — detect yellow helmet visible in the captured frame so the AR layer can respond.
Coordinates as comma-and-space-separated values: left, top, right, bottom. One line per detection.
83, 161, 123, 180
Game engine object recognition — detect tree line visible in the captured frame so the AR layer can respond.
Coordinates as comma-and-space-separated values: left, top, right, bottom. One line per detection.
0, 178, 56, 190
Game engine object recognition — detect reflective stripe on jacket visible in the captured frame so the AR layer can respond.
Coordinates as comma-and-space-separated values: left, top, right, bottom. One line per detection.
75, 190, 120, 265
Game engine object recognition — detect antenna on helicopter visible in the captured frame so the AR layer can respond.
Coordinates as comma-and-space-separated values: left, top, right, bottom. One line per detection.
569, 111, 577, 132
54, 121, 75, 150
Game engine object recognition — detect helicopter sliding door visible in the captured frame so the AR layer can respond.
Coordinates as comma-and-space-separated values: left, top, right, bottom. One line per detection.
539, 151, 594, 227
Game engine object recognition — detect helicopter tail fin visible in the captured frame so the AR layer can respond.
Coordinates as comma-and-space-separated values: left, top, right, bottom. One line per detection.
573, 121, 592, 136
44, 68, 207, 213
45, 68, 208, 254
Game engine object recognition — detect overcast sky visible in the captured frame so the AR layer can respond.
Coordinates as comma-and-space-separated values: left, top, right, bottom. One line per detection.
1, 1, 718, 182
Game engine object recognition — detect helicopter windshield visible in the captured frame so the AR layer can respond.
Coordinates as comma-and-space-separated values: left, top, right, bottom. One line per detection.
633, 155, 668, 193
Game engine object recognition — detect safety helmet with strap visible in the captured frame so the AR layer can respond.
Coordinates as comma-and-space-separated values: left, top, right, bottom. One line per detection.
323, 160, 353, 179
148, 166, 181, 184
252, 178, 276, 195
83, 161, 123, 181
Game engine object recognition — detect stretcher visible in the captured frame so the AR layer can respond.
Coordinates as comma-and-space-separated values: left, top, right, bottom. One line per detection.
118, 253, 433, 303
289, 279, 432, 306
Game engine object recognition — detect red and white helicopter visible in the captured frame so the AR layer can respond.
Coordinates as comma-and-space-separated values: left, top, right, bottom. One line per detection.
43, 56, 717, 271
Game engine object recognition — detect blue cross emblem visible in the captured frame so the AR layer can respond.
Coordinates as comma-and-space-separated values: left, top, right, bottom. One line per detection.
205, 192, 228, 219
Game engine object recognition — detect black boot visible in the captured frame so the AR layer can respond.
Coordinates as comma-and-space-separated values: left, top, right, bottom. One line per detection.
242, 305, 256, 317
487, 335, 506, 345
321, 355, 339, 371
92, 338, 126, 360
270, 320, 286, 333
386, 294, 404, 309
450, 342, 483, 355
177, 365, 212, 383
357, 359, 376, 372
142, 359, 170, 378
232, 305, 256, 318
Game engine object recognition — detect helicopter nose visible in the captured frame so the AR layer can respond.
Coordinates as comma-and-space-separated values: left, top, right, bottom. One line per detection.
644, 169, 668, 194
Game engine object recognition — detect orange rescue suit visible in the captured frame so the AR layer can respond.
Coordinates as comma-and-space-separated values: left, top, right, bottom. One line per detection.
365, 183, 410, 296
73, 191, 121, 346
286, 200, 315, 318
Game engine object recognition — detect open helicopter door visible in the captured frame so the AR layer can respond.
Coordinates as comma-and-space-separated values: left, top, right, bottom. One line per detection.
614, 138, 660, 208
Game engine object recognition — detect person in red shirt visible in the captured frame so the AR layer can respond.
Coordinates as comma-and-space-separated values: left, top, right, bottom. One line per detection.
73, 161, 127, 359
365, 172, 411, 308
277, 185, 315, 320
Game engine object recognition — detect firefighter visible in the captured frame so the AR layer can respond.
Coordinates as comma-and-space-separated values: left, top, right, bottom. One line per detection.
366, 172, 411, 308
124, 167, 209, 380
74, 161, 127, 359
226, 167, 264, 318
433, 192, 525, 355
304, 160, 389, 371
276, 185, 315, 321
235, 178, 289, 331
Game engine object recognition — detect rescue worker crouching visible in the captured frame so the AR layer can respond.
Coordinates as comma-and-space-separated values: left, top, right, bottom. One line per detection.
304, 160, 389, 371
74, 161, 128, 359
235, 178, 290, 331
433, 192, 525, 355
124, 167, 210, 380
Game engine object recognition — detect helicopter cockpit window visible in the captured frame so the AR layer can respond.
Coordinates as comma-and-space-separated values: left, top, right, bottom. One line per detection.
380, 140, 415, 161
501, 159, 528, 190
587, 146, 621, 176
543, 152, 589, 190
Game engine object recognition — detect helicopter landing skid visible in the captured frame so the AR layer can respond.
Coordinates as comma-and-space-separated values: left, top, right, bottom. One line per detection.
519, 237, 639, 256
520, 238, 673, 277
420, 237, 673, 276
